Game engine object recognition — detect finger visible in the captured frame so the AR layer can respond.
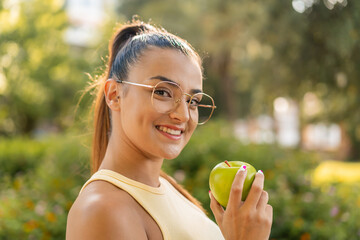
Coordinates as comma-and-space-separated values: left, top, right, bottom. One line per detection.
266, 204, 273, 225
226, 165, 247, 211
209, 191, 224, 224
256, 190, 269, 210
243, 171, 264, 209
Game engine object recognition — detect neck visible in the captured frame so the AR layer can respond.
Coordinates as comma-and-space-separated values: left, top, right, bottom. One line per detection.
99, 132, 164, 188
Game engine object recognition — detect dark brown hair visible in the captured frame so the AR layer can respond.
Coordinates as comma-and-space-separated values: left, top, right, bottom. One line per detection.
90, 20, 205, 212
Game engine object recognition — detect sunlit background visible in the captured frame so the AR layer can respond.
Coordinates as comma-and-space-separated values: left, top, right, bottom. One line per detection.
1, 0, 359, 239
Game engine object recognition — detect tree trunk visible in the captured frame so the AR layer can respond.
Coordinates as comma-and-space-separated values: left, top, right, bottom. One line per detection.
216, 49, 237, 121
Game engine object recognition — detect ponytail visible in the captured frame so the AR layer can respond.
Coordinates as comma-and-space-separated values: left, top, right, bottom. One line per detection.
90, 20, 206, 213
91, 85, 109, 173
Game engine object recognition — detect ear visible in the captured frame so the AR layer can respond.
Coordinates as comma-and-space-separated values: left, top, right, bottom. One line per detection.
104, 79, 121, 111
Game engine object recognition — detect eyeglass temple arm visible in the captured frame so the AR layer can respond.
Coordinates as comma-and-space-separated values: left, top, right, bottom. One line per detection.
114, 79, 154, 89
197, 104, 217, 109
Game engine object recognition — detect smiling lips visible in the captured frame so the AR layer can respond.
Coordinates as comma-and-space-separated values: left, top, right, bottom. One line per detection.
156, 125, 184, 140
157, 126, 182, 135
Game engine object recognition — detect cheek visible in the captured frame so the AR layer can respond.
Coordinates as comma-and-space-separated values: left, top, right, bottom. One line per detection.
121, 92, 152, 118
120, 96, 160, 135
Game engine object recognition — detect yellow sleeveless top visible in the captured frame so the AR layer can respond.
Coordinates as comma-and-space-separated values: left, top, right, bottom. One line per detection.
80, 169, 224, 240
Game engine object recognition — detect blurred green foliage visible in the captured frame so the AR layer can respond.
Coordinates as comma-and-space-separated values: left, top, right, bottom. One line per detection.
0, 134, 90, 240
1, 122, 359, 239
0, 0, 109, 135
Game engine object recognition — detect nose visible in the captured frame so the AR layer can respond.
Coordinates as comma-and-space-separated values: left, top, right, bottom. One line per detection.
169, 97, 190, 123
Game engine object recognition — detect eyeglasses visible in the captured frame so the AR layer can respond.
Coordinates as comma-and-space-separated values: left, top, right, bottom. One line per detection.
113, 79, 216, 125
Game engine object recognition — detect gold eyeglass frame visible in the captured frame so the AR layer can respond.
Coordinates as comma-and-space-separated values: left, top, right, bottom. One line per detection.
112, 78, 216, 125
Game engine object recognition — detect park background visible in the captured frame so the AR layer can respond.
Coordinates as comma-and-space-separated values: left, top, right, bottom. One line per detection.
1, 0, 360, 239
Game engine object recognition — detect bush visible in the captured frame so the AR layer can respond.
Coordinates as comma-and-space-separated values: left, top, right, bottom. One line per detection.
1, 121, 359, 239
0, 138, 47, 177
0, 135, 90, 240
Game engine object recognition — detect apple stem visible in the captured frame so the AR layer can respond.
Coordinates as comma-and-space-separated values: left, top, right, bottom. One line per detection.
224, 160, 231, 167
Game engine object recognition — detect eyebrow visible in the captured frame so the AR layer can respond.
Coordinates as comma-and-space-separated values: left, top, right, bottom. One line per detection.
149, 75, 203, 94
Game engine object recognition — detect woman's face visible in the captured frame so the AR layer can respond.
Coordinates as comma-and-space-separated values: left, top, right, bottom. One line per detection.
117, 47, 203, 160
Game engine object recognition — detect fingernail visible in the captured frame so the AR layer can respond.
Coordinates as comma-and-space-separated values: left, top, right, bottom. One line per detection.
208, 190, 211, 198
238, 165, 247, 172
258, 170, 263, 174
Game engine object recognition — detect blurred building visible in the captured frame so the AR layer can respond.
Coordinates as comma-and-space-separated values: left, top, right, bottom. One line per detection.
234, 115, 275, 145
233, 96, 348, 159
273, 97, 300, 147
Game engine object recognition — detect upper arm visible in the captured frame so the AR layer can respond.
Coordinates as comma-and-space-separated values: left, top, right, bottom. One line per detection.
66, 189, 148, 240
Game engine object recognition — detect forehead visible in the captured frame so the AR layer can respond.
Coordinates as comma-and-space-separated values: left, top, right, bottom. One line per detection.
127, 47, 203, 91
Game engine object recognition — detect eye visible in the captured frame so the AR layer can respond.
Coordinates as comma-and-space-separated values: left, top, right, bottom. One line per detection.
154, 88, 172, 98
188, 98, 200, 109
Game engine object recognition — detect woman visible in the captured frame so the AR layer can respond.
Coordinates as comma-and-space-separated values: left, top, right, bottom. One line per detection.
66, 20, 272, 240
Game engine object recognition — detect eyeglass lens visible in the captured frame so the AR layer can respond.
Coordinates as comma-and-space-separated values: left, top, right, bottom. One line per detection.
151, 81, 215, 125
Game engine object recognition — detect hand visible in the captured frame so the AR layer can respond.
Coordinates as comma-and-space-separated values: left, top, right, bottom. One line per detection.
210, 168, 273, 240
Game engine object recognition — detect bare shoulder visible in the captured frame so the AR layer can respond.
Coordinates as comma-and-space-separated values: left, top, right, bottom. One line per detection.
66, 180, 147, 240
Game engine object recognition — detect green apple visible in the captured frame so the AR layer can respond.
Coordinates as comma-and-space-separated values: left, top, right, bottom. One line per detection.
209, 160, 257, 207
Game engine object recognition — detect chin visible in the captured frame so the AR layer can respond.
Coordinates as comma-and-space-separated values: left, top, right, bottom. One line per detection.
160, 146, 183, 160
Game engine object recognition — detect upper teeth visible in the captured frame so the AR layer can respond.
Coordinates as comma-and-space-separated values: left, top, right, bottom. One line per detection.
158, 126, 181, 135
